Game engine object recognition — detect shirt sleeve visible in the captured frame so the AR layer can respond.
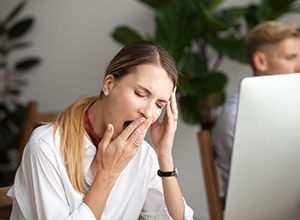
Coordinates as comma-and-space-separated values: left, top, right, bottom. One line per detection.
211, 93, 239, 193
139, 160, 194, 220
8, 141, 96, 220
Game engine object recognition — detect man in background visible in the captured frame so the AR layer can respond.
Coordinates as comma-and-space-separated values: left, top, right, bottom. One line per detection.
211, 21, 300, 197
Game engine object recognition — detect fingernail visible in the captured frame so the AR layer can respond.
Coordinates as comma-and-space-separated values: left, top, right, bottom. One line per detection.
147, 118, 152, 125
174, 86, 177, 93
107, 124, 112, 131
140, 117, 146, 123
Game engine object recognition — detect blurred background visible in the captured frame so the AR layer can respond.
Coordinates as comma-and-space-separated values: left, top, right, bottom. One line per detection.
1, 0, 299, 219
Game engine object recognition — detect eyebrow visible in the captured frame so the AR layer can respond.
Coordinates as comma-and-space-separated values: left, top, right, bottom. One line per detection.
137, 85, 168, 103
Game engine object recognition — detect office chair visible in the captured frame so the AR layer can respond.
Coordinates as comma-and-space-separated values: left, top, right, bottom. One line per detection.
17, 101, 58, 167
198, 130, 225, 220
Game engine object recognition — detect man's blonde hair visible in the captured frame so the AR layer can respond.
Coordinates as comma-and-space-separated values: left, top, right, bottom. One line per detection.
246, 21, 300, 69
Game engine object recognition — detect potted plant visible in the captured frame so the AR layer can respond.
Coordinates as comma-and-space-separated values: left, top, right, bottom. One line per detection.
111, 0, 299, 130
0, 0, 41, 185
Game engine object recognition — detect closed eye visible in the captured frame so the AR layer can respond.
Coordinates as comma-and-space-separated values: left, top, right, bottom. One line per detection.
156, 103, 163, 109
135, 91, 146, 98
286, 54, 296, 60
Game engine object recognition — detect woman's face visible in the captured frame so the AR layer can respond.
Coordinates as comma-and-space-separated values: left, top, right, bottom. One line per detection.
103, 63, 174, 139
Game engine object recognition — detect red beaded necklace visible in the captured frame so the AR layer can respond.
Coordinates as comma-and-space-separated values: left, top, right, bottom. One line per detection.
84, 107, 102, 148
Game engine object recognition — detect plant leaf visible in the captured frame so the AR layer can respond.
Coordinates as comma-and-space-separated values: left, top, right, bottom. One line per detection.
208, 37, 248, 63
4, 1, 27, 24
215, 7, 248, 27
180, 52, 208, 78
9, 89, 21, 96
179, 95, 202, 125
111, 26, 143, 45
8, 17, 34, 39
178, 71, 227, 99
9, 42, 31, 51
207, 0, 224, 13
144, 32, 154, 41
0, 23, 5, 35
194, 1, 228, 33
139, 0, 170, 10
155, 0, 196, 62
267, 0, 297, 12
244, 4, 260, 30
208, 91, 226, 107
0, 103, 9, 112
193, 72, 227, 99
14, 57, 40, 71
177, 74, 199, 95
256, 0, 273, 21
10, 101, 26, 126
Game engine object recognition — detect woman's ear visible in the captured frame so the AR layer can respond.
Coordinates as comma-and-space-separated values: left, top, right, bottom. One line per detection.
102, 74, 115, 95
253, 51, 268, 75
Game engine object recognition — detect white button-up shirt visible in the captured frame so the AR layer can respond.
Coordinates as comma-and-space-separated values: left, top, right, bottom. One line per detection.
8, 124, 194, 220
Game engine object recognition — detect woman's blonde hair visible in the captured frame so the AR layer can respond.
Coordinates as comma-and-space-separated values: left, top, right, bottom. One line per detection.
246, 21, 300, 70
53, 95, 98, 194
52, 40, 178, 194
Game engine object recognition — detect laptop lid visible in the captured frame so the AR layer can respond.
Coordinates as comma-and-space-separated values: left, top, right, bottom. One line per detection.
224, 73, 300, 220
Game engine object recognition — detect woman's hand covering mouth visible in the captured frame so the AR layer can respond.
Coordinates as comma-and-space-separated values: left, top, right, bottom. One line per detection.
123, 121, 133, 130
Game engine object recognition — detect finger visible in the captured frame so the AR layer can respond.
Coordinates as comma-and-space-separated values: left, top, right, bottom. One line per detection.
170, 90, 178, 117
135, 118, 152, 145
166, 101, 177, 128
173, 86, 177, 92
166, 100, 173, 121
131, 118, 152, 146
98, 124, 114, 151
118, 117, 146, 140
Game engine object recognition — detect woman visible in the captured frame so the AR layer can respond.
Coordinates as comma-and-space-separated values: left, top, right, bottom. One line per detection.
8, 40, 194, 219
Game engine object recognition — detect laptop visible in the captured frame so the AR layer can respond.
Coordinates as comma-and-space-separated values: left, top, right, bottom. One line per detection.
224, 73, 300, 220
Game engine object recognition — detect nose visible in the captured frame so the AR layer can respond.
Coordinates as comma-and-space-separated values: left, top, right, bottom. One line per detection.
139, 102, 155, 119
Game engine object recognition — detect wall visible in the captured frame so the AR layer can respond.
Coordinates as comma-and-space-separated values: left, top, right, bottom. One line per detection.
1, 0, 299, 219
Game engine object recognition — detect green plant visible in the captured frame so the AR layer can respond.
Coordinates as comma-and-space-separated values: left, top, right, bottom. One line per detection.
111, 0, 299, 130
0, 1, 41, 168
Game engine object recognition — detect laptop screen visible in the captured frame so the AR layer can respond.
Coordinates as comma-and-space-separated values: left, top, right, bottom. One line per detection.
224, 73, 300, 220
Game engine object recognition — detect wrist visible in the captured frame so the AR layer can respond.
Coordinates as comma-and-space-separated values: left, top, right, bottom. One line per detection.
158, 155, 174, 172
95, 169, 118, 186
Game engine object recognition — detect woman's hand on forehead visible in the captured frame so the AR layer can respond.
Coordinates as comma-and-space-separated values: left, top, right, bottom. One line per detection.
150, 88, 178, 158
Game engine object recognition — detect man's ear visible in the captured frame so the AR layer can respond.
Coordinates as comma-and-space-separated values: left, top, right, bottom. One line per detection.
253, 51, 268, 75
102, 74, 115, 94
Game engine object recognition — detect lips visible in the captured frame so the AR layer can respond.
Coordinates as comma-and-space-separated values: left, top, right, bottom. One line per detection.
123, 121, 133, 130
